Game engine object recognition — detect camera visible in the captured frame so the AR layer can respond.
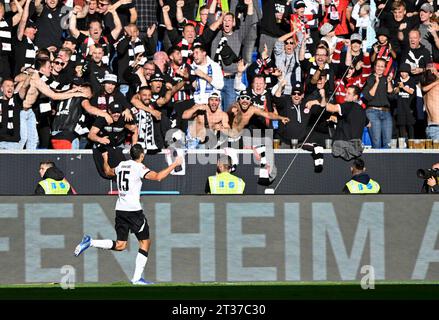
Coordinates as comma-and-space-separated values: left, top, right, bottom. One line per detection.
417, 168, 439, 179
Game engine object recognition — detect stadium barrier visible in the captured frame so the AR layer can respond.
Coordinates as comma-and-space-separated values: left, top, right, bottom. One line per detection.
0, 195, 438, 284
0, 149, 439, 195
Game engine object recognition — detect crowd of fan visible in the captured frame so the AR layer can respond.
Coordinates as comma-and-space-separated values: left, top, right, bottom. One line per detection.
0, 0, 438, 152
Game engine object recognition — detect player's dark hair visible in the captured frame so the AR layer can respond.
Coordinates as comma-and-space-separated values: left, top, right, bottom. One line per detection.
130, 144, 145, 160
353, 158, 365, 171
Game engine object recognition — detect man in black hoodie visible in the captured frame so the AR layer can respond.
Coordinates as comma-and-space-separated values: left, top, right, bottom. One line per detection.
35, 161, 74, 195
343, 158, 381, 194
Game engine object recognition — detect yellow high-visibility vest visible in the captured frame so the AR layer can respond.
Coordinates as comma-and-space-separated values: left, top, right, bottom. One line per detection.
38, 178, 71, 195
345, 179, 380, 194
208, 172, 245, 194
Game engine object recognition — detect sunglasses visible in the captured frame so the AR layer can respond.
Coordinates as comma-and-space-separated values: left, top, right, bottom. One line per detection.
239, 96, 251, 101
292, 92, 302, 96
284, 41, 295, 45
53, 61, 65, 66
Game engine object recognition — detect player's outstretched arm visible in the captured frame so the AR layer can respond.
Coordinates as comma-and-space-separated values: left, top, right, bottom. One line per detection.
144, 157, 183, 182
102, 152, 116, 177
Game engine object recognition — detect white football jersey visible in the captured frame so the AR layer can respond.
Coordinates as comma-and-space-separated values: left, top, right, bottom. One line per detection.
114, 160, 150, 211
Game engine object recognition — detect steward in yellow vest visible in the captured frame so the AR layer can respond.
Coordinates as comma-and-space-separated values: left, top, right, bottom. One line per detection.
343, 158, 381, 194
35, 162, 74, 195
206, 155, 245, 194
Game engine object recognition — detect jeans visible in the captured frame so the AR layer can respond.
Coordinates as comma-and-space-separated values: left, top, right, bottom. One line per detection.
426, 126, 439, 140
366, 108, 393, 149
0, 141, 22, 149
221, 77, 237, 112
19, 109, 39, 150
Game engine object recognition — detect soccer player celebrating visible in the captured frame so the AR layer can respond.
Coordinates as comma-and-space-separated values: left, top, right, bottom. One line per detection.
74, 144, 182, 285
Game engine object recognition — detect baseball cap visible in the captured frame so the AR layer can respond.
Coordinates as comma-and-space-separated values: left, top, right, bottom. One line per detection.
102, 73, 118, 84
209, 90, 221, 100
108, 101, 123, 114
294, 0, 306, 9
291, 83, 303, 94
399, 63, 412, 73
25, 20, 37, 29
150, 72, 164, 82
420, 3, 433, 12
238, 90, 252, 101
350, 33, 363, 43
71, 77, 84, 86
320, 23, 334, 36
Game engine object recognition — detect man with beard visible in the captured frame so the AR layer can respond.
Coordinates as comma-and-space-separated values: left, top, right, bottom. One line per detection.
88, 73, 132, 117
182, 91, 230, 148
131, 86, 168, 152
88, 101, 138, 178
226, 90, 289, 146
167, 46, 195, 131
272, 82, 313, 148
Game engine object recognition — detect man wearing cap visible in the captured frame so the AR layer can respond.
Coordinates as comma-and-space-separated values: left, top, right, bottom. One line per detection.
182, 90, 230, 148
0, 0, 23, 79
418, 3, 437, 56
205, 155, 245, 194
88, 100, 138, 178
332, 34, 368, 80
319, 22, 339, 52
273, 81, 313, 148
87, 73, 133, 124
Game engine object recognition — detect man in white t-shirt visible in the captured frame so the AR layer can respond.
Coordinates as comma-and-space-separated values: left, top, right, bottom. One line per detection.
74, 144, 182, 285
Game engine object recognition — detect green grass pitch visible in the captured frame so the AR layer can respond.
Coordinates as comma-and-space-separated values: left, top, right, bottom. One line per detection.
0, 281, 438, 300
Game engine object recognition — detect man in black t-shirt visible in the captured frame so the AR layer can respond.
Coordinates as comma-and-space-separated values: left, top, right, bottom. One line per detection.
88, 100, 138, 178
324, 86, 368, 160
324, 86, 368, 142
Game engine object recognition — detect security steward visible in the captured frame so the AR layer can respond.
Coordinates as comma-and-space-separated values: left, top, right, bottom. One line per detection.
35, 161, 74, 195
205, 155, 245, 194
343, 158, 381, 194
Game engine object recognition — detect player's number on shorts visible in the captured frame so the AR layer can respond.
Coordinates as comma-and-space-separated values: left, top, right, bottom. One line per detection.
117, 171, 129, 191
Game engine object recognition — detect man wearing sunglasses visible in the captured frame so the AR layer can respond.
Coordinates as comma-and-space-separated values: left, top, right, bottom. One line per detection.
274, 31, 301, 96
272, 82, 312, 148
226, 90, 289, 144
